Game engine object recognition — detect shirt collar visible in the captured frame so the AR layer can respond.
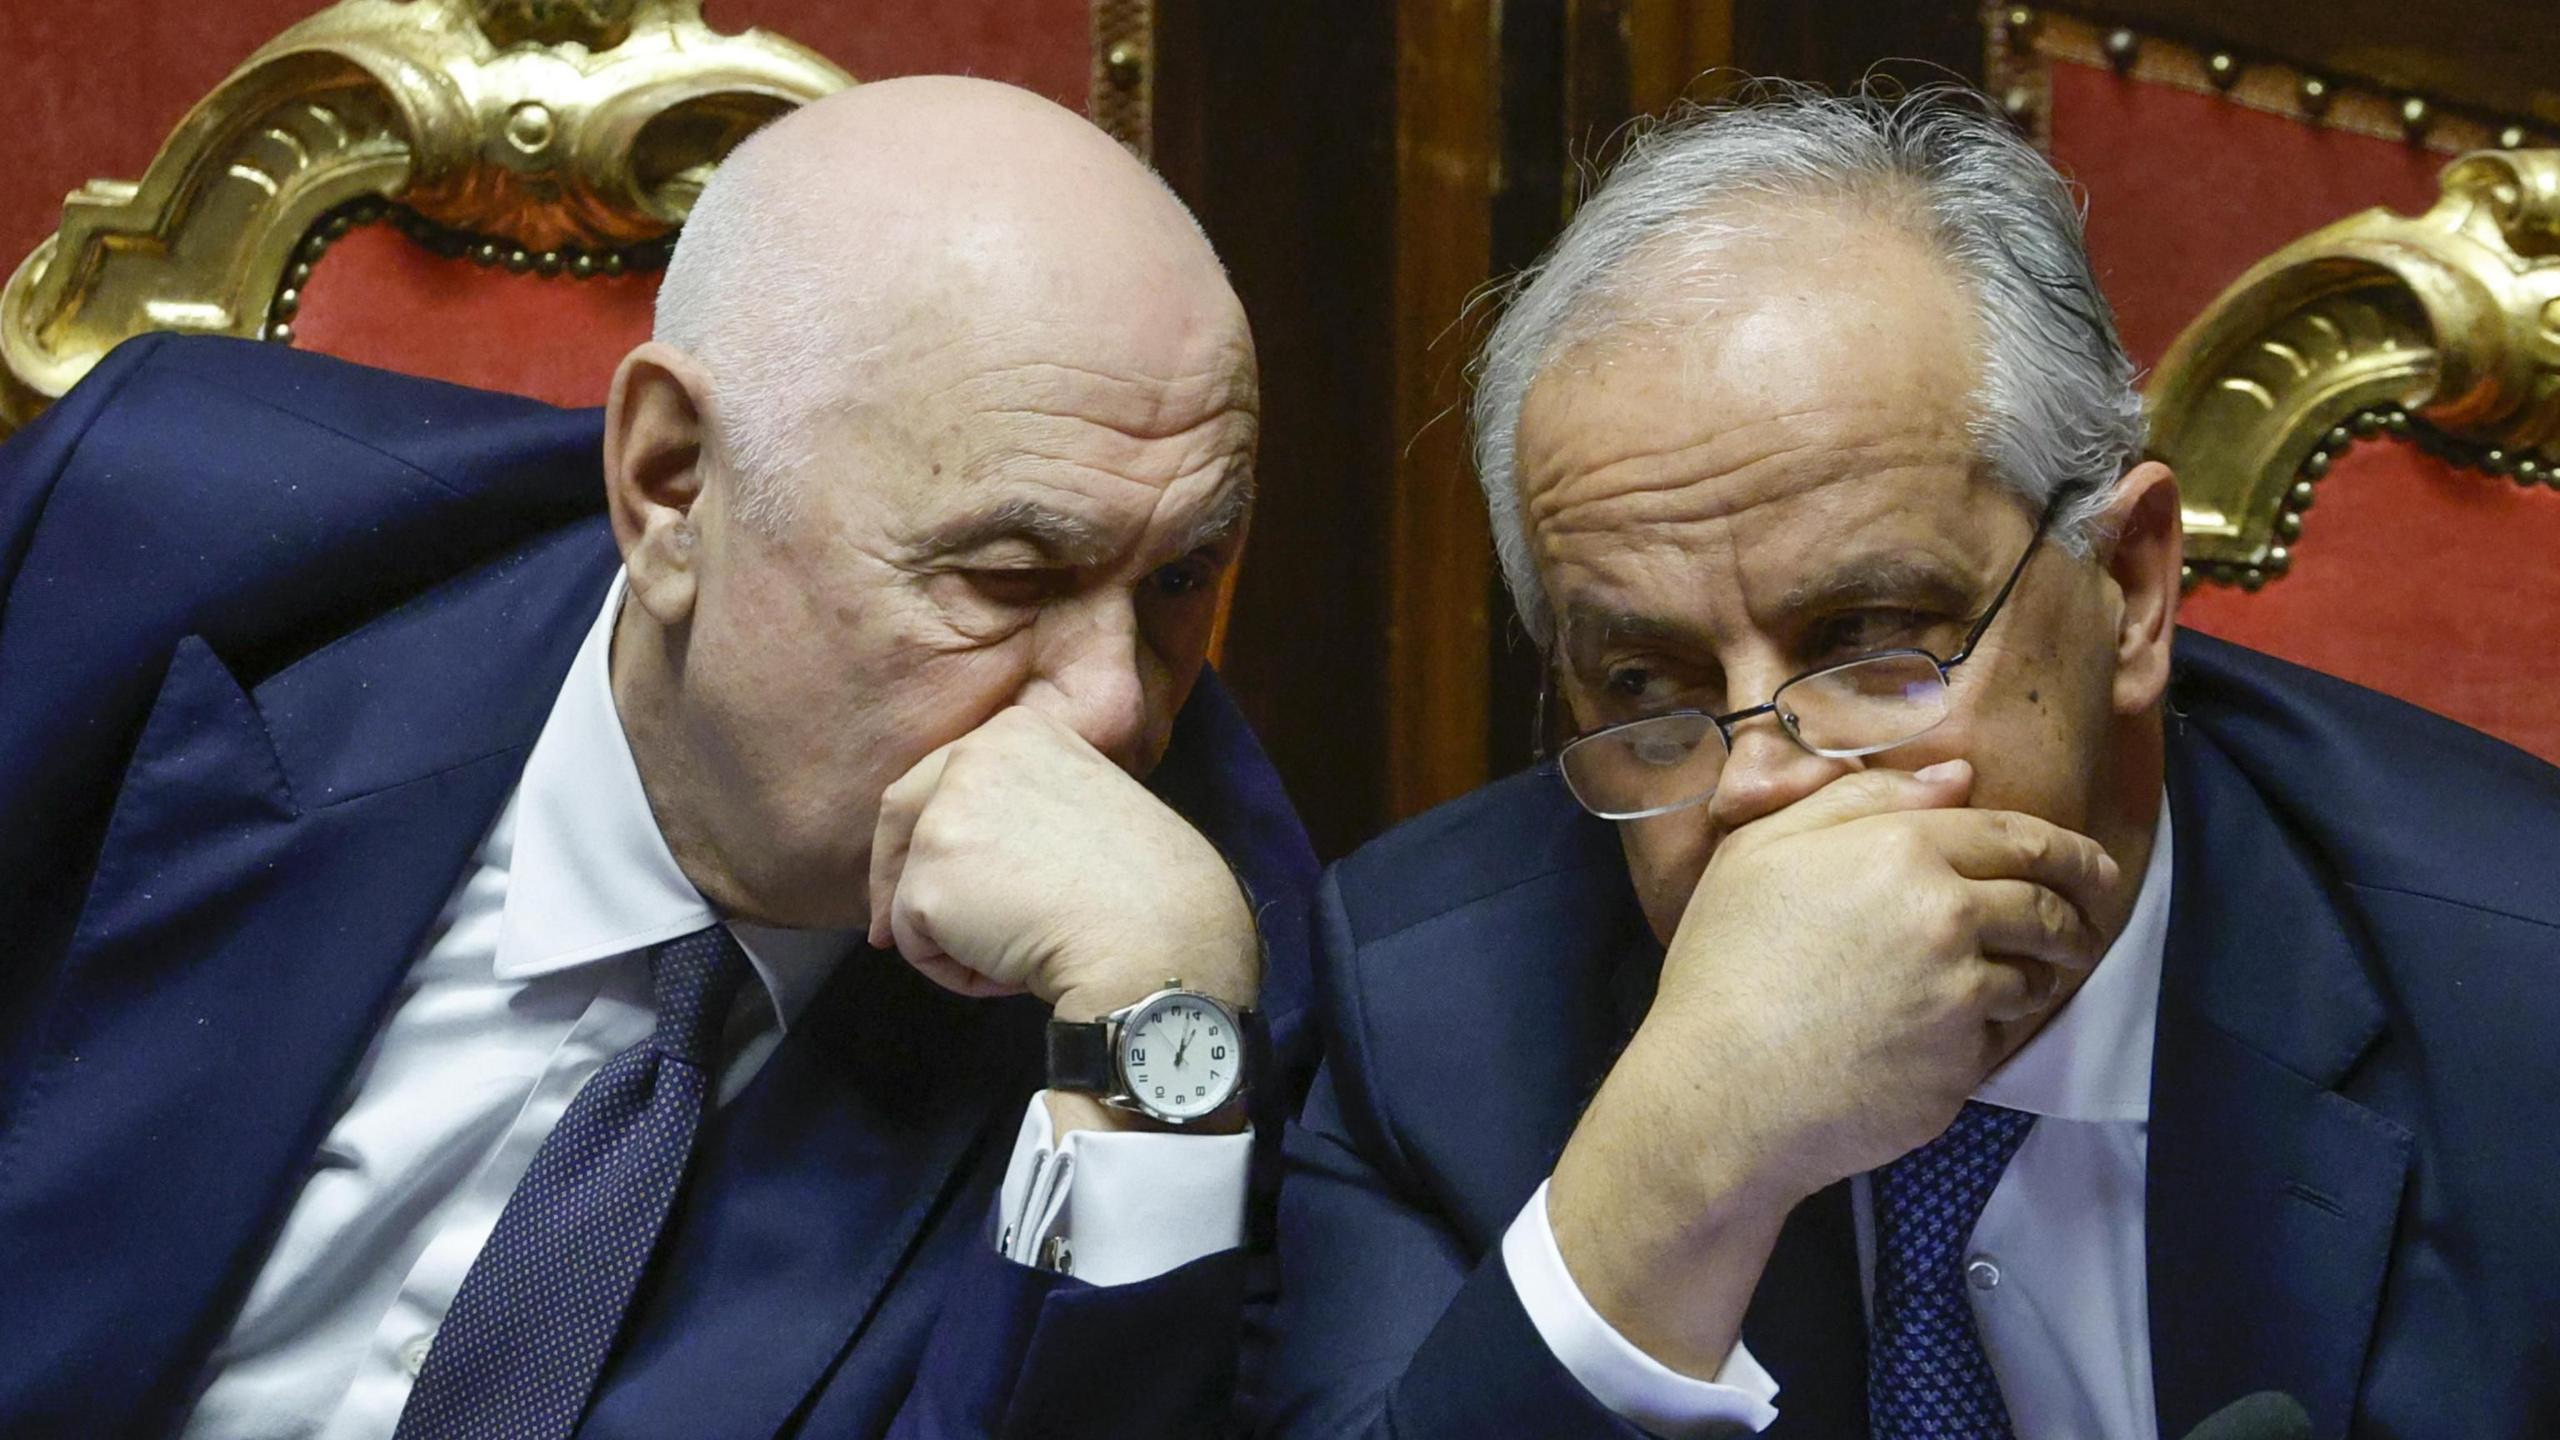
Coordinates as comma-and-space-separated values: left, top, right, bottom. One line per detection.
1973, 795, 2173, 1124
493, 570, 852, 1030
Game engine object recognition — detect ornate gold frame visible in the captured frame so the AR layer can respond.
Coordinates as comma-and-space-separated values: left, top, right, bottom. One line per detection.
1, 0, 851, 433
2146, 150, 2560, 587
1984, 5, 2560, 588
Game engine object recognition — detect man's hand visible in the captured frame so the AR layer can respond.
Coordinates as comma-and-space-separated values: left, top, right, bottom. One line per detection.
866, 706, 1261, 1026
1545, 759, 2117, 1376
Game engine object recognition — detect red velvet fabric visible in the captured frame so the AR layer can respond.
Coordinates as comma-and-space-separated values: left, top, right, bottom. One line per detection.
2177, 443, 2560, 765
2050, 58, 2560, 764
290, 225, 660, 411
2050, 59, 2449, 374
0, 0, 1094, 362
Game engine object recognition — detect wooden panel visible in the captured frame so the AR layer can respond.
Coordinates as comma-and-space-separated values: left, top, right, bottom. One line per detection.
1735, 0, 1986, 91
1153, 0, 1398, 859
1388, 0, 1501, 820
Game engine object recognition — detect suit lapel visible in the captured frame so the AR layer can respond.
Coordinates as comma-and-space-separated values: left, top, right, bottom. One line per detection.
0, 523, 614, 1435
2148, 722, 2410, 1440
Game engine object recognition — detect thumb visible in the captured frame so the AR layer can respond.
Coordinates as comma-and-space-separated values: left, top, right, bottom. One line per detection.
1749, 758, 1974, 841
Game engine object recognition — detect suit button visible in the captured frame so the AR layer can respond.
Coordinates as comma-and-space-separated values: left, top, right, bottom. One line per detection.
1965, 1256, 2002, 1292
401, 1333, 434, 1377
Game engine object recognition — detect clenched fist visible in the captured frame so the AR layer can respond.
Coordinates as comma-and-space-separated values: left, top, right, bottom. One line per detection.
1546, 758, 2119, 1376
865, 706, 1261, 1026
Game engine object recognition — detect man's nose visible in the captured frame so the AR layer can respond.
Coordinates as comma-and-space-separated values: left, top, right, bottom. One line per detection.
1707, 712, 1849, 832
1023, 600, 1153, 771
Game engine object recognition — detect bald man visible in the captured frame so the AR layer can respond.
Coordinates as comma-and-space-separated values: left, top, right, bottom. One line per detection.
0, 79, 1312, 1439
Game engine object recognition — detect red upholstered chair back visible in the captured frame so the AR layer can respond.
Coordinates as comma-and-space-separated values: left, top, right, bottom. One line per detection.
0, 0, 851, 426
3, 0, 1128, 421
1, 0, 1233, 656
288, 214, 663, 412
1994, 10, 2560, 766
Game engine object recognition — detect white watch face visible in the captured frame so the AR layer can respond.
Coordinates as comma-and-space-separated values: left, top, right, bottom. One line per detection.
1118, 992, 1243, 1121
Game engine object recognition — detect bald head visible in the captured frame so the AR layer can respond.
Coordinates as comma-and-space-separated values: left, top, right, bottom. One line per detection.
654, 76, 1240, 529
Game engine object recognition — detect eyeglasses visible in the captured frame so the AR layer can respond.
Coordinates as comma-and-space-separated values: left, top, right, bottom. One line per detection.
1549, 490, 2073, 821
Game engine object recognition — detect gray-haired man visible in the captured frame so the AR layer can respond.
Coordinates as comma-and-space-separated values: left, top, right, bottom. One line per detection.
1255, 87, 2560, 1440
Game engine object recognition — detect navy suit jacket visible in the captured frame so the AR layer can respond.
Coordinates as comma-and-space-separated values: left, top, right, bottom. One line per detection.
1256, 631, 2560, 1439
0, 334, 1318, 1439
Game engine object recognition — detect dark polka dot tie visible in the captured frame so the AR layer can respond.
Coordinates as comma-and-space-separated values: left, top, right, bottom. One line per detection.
393, 926, 752, 1440
1867, 1100, 2038, 1440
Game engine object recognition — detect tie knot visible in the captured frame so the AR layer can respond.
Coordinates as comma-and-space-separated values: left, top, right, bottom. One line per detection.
646, 925, 754, 1068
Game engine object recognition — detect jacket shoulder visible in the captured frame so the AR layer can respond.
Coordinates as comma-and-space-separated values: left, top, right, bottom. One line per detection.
2173, 629, 2560, 931
1327, 764, 1626, 947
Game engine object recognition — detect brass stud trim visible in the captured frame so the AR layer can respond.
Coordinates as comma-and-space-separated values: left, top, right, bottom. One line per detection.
263, 197, 679, 349
2185, 405, 2556, 592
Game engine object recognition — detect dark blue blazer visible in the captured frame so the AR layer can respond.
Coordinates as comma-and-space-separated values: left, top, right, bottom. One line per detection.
0, 334, 1318, 1439
1256, 632, 2560, 1439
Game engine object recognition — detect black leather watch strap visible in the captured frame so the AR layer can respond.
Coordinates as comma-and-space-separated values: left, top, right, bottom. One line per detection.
1045, 1018, 1119, 1094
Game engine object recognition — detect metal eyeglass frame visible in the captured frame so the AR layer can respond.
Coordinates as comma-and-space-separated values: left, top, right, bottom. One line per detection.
1543, 486, 2079, 821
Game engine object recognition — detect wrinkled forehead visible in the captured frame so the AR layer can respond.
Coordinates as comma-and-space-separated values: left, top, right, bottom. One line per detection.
1522, 226, 1982, 520
1515, 234, 2017, 638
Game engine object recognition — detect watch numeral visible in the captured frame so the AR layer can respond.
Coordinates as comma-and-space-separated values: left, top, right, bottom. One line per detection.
1154, 1085, 1167, 1099
1196, 1085, 1209, 1098
1210, 1045, 1227, 1061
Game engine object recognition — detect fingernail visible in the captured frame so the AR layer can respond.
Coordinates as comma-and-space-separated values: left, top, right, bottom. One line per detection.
1914, 759, 1967, 783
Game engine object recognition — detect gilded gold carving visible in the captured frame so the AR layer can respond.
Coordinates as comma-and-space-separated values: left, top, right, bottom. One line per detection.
2147, 150, 2560, 579
2, 0, 850, 432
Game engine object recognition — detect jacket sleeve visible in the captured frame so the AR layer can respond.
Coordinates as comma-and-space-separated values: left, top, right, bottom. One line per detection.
1246, 872, 1648, 1440
888, 1233, 1249, 1440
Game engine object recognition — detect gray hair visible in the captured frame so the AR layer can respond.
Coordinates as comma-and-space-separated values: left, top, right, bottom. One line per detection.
1471, 83, 2146, 650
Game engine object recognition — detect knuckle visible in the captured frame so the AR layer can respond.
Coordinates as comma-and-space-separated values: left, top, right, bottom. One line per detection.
2073, 836, 2112, 887
1914, 886, 1973, 953
2035, 885, 2074, 937
898, 880, 936, 931
1878, 823, 1935, 873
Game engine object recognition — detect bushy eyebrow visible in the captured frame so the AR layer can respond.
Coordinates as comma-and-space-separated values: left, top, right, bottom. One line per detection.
916, 499, 1114, 567
914, 474, 1256, 570
1554, 552, 1981, 670
1775, 554, 1977, 618
1168, 474, 1256, 556
1554, 607, 1695, 674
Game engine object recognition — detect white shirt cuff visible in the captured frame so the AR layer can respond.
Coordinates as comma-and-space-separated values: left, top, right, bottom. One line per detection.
1500, 1179, 1782, 1437
992, 1093, 1252, 1287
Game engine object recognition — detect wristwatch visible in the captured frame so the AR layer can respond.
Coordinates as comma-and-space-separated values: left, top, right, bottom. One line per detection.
1046, 980, 1254, 1125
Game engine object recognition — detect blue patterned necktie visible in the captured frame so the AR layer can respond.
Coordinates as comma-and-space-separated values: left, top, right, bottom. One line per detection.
394, 925, 752, 1440
1867, 1100, 2039, 1440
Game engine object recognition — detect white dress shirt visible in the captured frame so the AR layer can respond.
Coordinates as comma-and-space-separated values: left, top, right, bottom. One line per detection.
1507, 803, 2174, 1439
180, 573, 1249, 1440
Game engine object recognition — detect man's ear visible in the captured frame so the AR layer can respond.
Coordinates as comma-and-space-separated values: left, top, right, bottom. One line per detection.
2099, 460, 2183, 716
604, 341, 713, 625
